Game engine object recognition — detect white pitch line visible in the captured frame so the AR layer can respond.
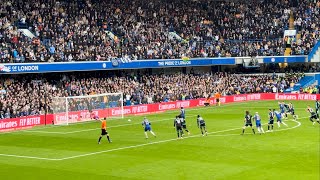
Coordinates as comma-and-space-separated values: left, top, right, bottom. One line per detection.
22, 102, 256, 135
58, 119, 302, 161
0, 118, 303, 161
24, 115, 197, 134
0, 101, 254, 135
0, 153, 59, 161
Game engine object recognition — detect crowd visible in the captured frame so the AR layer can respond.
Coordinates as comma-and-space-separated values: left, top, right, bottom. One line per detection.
0, 0, 319, 63
0, 71, 303, 119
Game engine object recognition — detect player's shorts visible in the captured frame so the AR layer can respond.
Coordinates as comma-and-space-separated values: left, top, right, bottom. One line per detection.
289, 109, 295, 115
281, 110, 285, 114
256, 122, 261, 127
200, 124, 206, 127
277, 118, 282, 122
311, 113, 318, 119
268, 120, 274, 124
244, 123, 252, 127
144, 126, 151, 132
176, 126, 182, 131
216, 98, 220, 103
101, 129, 108, 135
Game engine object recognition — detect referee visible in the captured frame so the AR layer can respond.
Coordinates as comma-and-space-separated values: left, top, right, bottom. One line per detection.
98, 117, 112, 144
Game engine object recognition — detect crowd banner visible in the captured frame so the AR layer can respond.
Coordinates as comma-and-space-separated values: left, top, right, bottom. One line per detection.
0, 55, 310, 74
0, 93, 318, 132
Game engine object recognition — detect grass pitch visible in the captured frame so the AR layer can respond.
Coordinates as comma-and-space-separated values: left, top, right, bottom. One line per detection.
0, 100, 319, 180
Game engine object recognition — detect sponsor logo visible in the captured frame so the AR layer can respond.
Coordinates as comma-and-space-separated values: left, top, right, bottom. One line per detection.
0, 64, 11, 72
158, 60, 192, 66
234, 96, 247, 102
298, 94, 317, 100
159, 103, 176, 110
275, 94, 297, 100
111, 108, 131, 116
0, 120, 18, 129
132, 106, 148, 114
247, 94, 261, 100
111, 59, 119, 67
219, 97, 226, 103
19, 117, 41, 126
177, 101, 190, 108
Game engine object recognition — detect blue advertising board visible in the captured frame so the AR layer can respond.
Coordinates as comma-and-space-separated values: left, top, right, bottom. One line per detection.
262, 55, 307, 63
0, 58, 236, 74
0, 55, 312, 74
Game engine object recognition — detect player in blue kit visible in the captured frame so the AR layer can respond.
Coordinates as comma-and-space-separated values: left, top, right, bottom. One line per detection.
142, 117, 156, 139
253, 112, 264, 134
179, 107, 190, 136
278, 102, 287, 119
180, 107, 186, 120
241, 111, 255, 135
197, 115, 208, 136
267, 109, 275, 132
274, 109, 288, 128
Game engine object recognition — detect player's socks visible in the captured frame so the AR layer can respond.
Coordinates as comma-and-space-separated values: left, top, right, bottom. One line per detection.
252, 129, 255, 134
98, 137, 102, 144
260, 127, 265, 133
277, 121, 281, 127
267, 125, 270, 130
313, 121, 316, 125
242, 129, 245, 134
150, 131, 156, 137
257, 128, 261, 133
144, 132, 148, 139
186, 130, 190, 135
107, 135, 111, 142
218, 102, 221, 106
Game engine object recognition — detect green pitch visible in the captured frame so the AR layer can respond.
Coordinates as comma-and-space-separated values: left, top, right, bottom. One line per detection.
0, 100, 319, 180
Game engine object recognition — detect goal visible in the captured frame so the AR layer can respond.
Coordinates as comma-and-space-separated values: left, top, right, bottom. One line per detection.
51, 93, 124, 125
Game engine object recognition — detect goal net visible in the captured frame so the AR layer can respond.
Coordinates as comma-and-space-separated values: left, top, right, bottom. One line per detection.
52, 93, 124, 125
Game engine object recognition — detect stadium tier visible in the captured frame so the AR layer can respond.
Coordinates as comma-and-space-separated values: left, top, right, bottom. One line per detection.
0, 1, 320, 179
0, 0, 319, 62
0, 71, 306, 119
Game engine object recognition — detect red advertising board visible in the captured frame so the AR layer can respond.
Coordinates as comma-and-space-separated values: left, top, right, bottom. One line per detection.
1, 93, 319, 132
0, 115, 47, 132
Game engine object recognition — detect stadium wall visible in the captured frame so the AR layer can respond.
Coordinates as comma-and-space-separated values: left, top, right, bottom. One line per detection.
0, 93, 318, 132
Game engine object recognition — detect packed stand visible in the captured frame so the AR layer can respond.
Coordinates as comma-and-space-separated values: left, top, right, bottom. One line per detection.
0, 0, 319, 63
0, 71, 304, 119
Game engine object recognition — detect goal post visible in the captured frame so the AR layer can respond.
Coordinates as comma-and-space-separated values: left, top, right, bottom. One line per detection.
52, 92, 124, 125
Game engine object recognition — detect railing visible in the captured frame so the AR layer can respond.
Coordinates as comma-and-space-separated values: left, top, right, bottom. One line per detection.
308, 40, 320, 61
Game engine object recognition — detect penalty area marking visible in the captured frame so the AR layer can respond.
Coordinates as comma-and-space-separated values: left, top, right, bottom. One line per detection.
21, 102, 256, 135
0, 118, 302, 161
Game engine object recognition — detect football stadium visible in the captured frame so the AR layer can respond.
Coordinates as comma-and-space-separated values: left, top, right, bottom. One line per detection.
0, 0, 319, 179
